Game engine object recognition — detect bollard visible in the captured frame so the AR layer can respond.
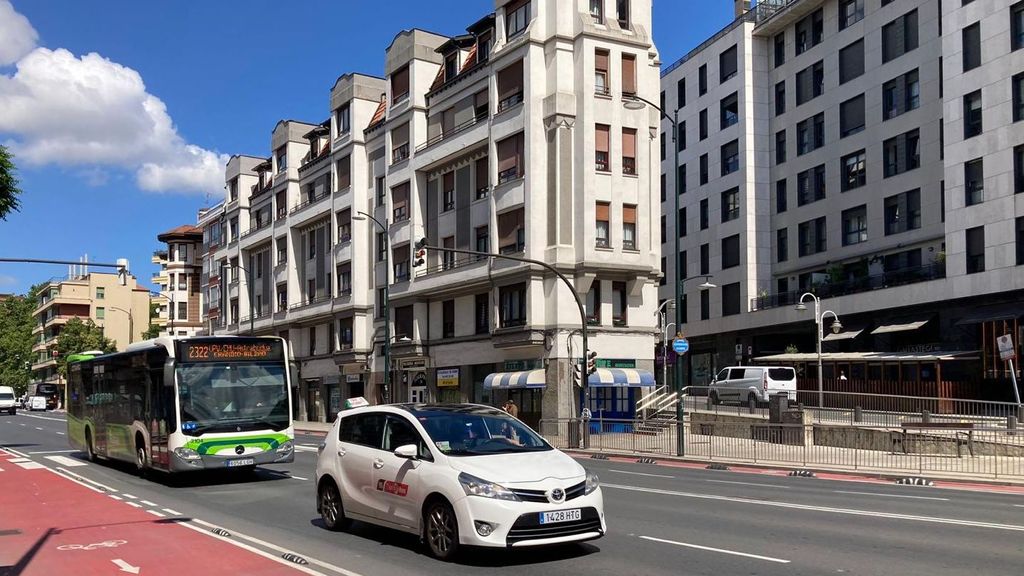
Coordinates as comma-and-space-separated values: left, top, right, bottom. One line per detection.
1009, 415, 1018, 437
854, 405, 863, 423
921, 410, 931, 424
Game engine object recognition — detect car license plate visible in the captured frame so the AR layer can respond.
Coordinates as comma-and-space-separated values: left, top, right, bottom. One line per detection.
539, 509, 581, 524
227, 458, 254, 468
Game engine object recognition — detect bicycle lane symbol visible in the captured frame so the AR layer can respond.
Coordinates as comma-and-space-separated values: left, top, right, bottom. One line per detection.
57, 539, 128, 551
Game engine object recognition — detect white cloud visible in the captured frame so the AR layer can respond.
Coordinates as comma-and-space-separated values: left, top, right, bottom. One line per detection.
0, 274, 17, 286
0, 2, 227, 194
0, 1, 38, 66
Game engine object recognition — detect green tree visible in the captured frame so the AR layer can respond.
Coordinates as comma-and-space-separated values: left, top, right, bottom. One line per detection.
141, 302, 162, 340
56, 317, 116, 377
0, 285, 41, 396
0, 145, 22, 221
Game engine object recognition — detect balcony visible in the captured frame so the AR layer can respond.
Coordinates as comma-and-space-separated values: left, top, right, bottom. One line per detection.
414, 253, 489, 279
152, 250, 168, 263
750, 262, 946, 312
497, 91, 524, 113
415, 110, 489, 154
391, 143, 410, 165
239, 219, 272, 239
290, 192, 330, 216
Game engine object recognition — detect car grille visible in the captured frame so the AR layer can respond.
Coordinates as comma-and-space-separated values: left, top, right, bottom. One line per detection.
506, 507, 602, 545
509, 480, 587, 503
564, 481, 586, 501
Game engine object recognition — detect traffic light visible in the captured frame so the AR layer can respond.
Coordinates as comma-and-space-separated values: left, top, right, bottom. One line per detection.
586, 350, 598, 375
413, 237, 427, 268
571, 359, 583, 388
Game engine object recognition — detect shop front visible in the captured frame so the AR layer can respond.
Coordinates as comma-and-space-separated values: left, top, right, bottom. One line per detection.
583, 365, 657, 420
482, 367, 545, 430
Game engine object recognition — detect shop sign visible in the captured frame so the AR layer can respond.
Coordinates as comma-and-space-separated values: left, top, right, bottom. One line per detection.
504, 359, 543, 371
437, 368, 460, 388
596, 359, 636, 369
401, 358, 429, 370
345, 374, 362, 383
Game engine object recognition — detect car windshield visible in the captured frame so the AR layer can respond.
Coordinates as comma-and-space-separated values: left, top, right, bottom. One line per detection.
176, 362, 289, 435
414, 409, 551, 456
0, 393, 13, 400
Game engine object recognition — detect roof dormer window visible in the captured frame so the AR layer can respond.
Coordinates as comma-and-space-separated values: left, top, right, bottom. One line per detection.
444, 53, 459, 82
478, 31, 491, 61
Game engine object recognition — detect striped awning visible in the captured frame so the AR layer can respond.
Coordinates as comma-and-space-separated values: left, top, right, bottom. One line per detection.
483, 369, 547, 390
587, 368, 656, 388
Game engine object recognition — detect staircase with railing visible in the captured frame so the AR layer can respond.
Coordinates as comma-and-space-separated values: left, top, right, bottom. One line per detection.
632, 386, 680, 435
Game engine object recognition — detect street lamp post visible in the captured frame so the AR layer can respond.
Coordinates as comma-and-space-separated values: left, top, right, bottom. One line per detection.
654, 299, 675, 389
227, 263, 254, 335
106, 306, 133, 345
796, 293, 842, 407
677, 274, 716, 455
354, 211, 390, 404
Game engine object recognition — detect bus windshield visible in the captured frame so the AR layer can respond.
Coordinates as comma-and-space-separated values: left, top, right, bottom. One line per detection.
176, 362, 289, 435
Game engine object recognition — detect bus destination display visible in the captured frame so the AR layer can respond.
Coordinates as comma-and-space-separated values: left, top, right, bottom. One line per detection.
180, 341, 283, 362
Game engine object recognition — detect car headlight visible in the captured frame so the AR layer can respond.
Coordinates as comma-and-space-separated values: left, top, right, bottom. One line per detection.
173, 447, 201, 462
458, 472, 520, 501
276, 440, 294, 453
584, 470, 600, 495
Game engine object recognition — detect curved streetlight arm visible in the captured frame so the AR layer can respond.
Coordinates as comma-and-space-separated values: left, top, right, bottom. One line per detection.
355, 210, 390, 403
820, 310, 840, 325
624, 94, 672, 122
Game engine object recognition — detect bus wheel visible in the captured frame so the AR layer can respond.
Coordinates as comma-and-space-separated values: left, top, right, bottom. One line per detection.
134, 437, 148, 474
85, 429, 97, 462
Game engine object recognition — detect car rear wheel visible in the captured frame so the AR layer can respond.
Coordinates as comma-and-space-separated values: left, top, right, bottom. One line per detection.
424, 499, 460, 561
318, 480, 350, 531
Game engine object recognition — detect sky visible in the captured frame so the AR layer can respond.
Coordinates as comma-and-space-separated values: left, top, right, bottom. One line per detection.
0, 0, 734, 296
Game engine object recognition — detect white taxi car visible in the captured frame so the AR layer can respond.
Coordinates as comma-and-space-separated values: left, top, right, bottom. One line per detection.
315, 403, 605, 560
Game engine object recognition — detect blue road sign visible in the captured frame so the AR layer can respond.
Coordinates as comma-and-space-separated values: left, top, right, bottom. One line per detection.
672, 337, 689, 355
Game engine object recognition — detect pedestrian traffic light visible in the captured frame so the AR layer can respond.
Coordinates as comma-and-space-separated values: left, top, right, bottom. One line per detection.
413, 237, 428, 268
572, 359, 583, 388
586, 350, 598, 375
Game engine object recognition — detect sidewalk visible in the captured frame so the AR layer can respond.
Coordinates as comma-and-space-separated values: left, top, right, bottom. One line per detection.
294, 420, 332, 434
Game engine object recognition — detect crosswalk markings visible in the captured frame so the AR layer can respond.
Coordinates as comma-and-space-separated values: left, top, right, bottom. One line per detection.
0, 466, 5, 472
44, 455, 86, 467
16, 461, 45, 470
9, 457, 29, 462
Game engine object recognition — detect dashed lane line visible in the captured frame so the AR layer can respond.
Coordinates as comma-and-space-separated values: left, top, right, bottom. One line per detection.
126, 501, 143, 508
705, 479, 790, 489
607, 469, 676, 479
140, 500, 157, 506
109, 495, 123, 500
56, 432, 65, 435
163, 508, 182, 516
122, 494, 137, 499
34, 427, 43, 430
146, 510, 166, 517
28, 449, 76, 454
835, 490, 950, 501
639, 535, 791, 564
44, 455, 87, 467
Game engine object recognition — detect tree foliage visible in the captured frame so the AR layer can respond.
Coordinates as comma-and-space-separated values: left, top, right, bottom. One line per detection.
0, 145, 22, 221
56, 317, 116, 376
141, 302, 162, 340
0, 285, 40, 396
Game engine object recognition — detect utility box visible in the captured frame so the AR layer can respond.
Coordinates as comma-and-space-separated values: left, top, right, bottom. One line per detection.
769, 393, 790, 423
779, 407, 813, 447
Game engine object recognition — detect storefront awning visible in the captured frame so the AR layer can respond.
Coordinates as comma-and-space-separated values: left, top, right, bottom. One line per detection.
955, 304, 1021, 326
871, 318, 930, 335
588, 368, 656, 387
483, 369, 546, 390
823, 329, 863, 342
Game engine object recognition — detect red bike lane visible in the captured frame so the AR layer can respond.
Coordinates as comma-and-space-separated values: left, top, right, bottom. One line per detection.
0, 450, 314, 576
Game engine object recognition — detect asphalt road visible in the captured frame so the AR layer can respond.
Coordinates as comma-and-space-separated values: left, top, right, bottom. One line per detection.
3, 411, 1024, 575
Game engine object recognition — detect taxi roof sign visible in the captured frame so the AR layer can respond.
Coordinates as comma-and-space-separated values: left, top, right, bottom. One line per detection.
344, 396, 370, 409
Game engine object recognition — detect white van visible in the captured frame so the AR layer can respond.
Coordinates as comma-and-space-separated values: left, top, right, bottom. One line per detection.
0, 386, 16, 415
709, 366, 797, 408
28, 396, 47, 411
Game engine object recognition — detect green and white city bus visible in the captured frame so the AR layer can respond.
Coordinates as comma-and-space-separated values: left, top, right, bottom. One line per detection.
67, 336, 295, 473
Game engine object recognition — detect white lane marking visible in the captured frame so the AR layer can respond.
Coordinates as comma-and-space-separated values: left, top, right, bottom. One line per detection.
1, 446, 29, 458
162, 508, 182, 516
290, 475, 310, 481
16, 461, 44, 469
126, 501, 142, 508
0, 466, 4, 472
122, 494, 137, 499
706, 479, 790, 489
57, 470, 118, 492
835, 490, 950, 501
19, 423, 25, 426
179, 521, 335, 576
17, 413, 66, 422
140, 500, 157, 506
604, 483, 1024, 532
607, 469, 676, 479
191, 518, 363, 576
294, 445, 319, 452
1014, 505, 1024, 508
146, 510, 165, 517
45, 467, 104, 493
28, 449, 76, 454
34, 427, 43, 430
640, 535, 791, 564
109, 495, 123, 500
44, 455, 87, 467
56, 432, 65, 435
9, 457, 29, 462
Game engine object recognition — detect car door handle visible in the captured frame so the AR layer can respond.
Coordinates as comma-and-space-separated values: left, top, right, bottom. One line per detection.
337, 448, 346, 457
373, 458, 384, 469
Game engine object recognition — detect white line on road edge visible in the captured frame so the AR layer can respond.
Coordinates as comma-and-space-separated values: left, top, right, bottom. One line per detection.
639, 535, 791, 564
140, 500, 157, 506
55, 468, 118, 492
603, 483, 1024, 532
28, 449, 76, 454
146, 510, 165, 517
190, 518, 364, 576
291, 475, 310, 481
705, 479, 790, 489
0, 446, 30, 458
45, 467, 105, 494
607, 469, 676, 479
17, 413, 67, 422
109, 495, 123, 500
178, 521, 334, 576
122, 494, 137, 499
835, 490, 950, 501
294, 445, 319, 452
56, 432, 65, 435
162, 508, 182, 516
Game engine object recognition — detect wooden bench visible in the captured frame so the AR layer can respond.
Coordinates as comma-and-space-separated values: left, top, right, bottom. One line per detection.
891, 422, 975, 458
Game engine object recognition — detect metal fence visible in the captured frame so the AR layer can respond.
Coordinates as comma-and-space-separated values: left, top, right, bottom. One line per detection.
539, 416, 1024, 480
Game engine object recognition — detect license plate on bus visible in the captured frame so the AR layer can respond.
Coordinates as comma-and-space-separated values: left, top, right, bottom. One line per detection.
227, 458, 254, 468
539, 509, 581, 524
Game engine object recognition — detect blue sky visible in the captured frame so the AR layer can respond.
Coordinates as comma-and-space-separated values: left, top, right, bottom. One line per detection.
0, 0, 733, 295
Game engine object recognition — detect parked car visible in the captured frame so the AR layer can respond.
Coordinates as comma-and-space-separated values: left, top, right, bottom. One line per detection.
709, 366, 797, 409
27, 396, 47, 411
315, 403, 605, 560
0, 386, 16, 415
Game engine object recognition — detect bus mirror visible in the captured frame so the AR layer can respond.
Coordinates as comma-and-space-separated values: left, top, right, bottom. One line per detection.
164, 359, 175, 387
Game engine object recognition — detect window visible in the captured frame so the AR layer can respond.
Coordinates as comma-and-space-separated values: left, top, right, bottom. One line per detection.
698, 64, 707, 96
798, 216, 827, 256
590, 0, 603, 23
228, 178, 238, 202
660, 258, 666, 286
506, 0, 531, 39
775, 130, 786, 164
677, 164, 686, 194
391, 65, 409, 104
795, 61, 824, 105
336, 155, 351, 191
475, 293, 490, 334
677, 206, 687, 237
622, 128, 637, 175
1017, 217, 1024, 265
277, 284, 287, 312
660, 215, 666, 243
699, 154, 708, 185
883, 69, 920, 120
884, 189, 921, 235
796, 113, 824, 154
178, 302, 188, 321
699, 198, 709, 230
776, 179, 787, 213
839, 0, 864, 30
797, 167, 823, 205
375, 176, 386, 207
444, 53, 458, 82
720, 45, 738, 83
336, 103, 350, 136
442, 172, 455, 211
965, 158, 984, 206
616, 0, 630, 27
775, 81, 786, 116
882, 10, 918, 63
611, 282, 627, 326
442, 236, 455, 270
586, 282, 601, 325
96, 287, 105, 300
337, 264, 351, 296
377, 232, 386, 262
1015, 145, 1024, 193
841, 150, 866, 191
883, 129, 920, 177
1013, 1, 1024, 51
963, 22, 981, 72
840, 95, 865, 137
596, 202, 610, 247
964, 90, 983, 139
966, 226, 985, 274
96, 307, 105, 320
277, 237, 287, 265
721, 282, 741, 317
842, 205, 868, 246
839, 40, 864, 84
721, 188, 739, 222
722, 234, 740, 269
497, 208, 525, 254
777, 228, 788, 262
391, 182, 409, 222
621, 54, 636, 96
699, 109, 708, 140
678, 250, 687, 280
660, 132, 665, 161
700, 243, 709, 275
595, 49, 609, 95
442, 300, 455, 339
677, 120, 686, 151
795, 9, 823, 55
720, 92, 738, 129
394, 305, 413, 340
774, 33, 785, 67
499, 283, 527, 327
700, 289, 709, 321
178, 273, 188, 291
720, 140, 739, 176
392, 244, 410, 282
497, 60, 524, 111
677, 77, 686, 108
475, 156, 489, 199
1014, 73, 1024, 122
276, 146, 287, 173
475, 225, 489, 255
660, 173, 666, 201
496, 132, 524, 183
622, 204, 637, 250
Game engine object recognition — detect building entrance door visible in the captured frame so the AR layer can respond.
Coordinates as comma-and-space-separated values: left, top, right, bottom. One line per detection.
305, 381, 321, 422
409, 386, 426, 403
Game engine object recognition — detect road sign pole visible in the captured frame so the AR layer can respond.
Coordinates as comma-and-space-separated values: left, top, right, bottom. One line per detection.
1010, 359, 1021, 406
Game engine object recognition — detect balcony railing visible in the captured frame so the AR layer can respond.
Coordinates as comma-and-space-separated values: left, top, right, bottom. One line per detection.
750, 262, 947, 312
289, 294, 332, 311
414, 252, 488, 278
290, 192, 330, 215
391, 143, 410, 164
498, 167, 520, 185
498, 91, 524, 112
415, 110, 490, 153
240, 219, 272, 239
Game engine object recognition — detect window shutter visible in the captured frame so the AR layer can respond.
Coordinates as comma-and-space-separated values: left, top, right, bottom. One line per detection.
596, 202, 610, 222
622, 128, 636, 158
621, 54, 636, 94
595, 50, 609, 72
392, 182, 409, 213
497, 135, 518, 174
595, 125, 610, 153
623, 204, 636, 224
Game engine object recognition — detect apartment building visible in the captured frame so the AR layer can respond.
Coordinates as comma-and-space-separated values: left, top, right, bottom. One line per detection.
155, 224, 203, 336
659, 0, 1024, 394
30, 270, 150, 387
149, 249, 170, 334
205, 0, 662, 425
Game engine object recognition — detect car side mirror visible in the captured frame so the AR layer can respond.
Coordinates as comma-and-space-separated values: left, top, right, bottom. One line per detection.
394, 444, 418, 460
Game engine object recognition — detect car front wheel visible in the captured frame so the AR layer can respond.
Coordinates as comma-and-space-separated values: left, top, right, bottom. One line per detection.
424, 499, 460, 561
318, 480, 351, 531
